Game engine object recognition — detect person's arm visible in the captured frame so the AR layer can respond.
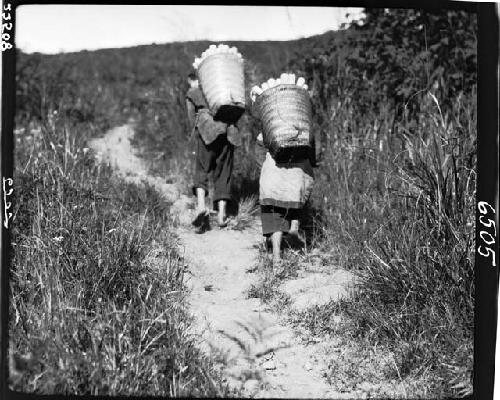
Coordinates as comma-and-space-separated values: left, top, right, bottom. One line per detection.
186, 99, 196, 133
254, 132, 267, 168
308, 128, 323, 168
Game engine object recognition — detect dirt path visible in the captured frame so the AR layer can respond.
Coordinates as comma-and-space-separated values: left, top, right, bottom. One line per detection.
90, 123, 353, 398
178, 225, 343, 398
90, 122, 183, 204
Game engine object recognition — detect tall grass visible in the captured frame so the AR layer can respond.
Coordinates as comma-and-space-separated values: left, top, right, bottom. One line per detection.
299, 87, 476, 396
12, 26, 476, 396
11, 56, 232, 396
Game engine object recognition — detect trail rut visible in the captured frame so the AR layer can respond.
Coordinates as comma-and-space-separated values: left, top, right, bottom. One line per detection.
90, 123, 353, 398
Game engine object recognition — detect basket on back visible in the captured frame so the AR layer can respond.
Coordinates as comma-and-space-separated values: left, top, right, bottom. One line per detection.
195, 46, 246, 124
254, 83, 312, 162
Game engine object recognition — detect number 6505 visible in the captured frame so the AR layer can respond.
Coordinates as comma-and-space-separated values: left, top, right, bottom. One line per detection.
477, 201, 497, 267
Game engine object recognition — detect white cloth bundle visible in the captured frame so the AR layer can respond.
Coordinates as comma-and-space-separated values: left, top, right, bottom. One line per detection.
259, 152, 314, 209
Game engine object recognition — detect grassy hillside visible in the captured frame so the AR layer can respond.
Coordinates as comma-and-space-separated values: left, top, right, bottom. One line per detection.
11, 31, 340, 395
15, 31, 341, 196
11, 7, 476, 397
282, 9, 476, 397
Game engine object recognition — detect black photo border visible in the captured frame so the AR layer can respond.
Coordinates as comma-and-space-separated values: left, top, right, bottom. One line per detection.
1, 1, 497, 399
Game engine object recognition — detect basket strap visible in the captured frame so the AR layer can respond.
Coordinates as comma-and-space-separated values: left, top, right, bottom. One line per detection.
291, 127, 301, 139
188, 113, 201, 143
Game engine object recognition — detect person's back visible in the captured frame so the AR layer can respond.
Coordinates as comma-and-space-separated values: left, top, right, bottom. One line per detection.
185, 72, 242, 233
255, 112, 321, 267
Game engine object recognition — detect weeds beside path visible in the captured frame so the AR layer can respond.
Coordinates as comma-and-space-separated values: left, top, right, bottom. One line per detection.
91, 122, 357, 398
178, 224, 341, 398
10, 120, 225, 396
13, 18, 475, 396
90, 120, 182, 204
87, 111, 474, 398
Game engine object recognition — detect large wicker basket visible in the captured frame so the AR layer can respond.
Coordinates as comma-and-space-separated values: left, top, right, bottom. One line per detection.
254, 84, 312, 162
197, 53, 246, 124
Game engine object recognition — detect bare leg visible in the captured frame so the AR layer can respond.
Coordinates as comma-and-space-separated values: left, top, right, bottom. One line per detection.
289, 219, 299, 234
287, 219, 305, 248
218, 199, 227, 226
196, 188, 206, 213
271, 231, 283, 265
192, 187, 210, 230
264, 235, 271, 252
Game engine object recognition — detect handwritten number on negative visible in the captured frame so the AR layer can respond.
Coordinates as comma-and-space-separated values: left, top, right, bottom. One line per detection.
1, 4, 13, 51
477, 201, 497, 267
3, 177, 14, 229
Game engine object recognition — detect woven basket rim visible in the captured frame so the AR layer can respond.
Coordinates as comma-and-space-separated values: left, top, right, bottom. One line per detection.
254, 84, 309, 110
197, 52, 244, 71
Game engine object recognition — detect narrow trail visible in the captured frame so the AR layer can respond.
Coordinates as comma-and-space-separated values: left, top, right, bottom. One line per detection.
90, 123, 354, 398
177, 225, 337, 398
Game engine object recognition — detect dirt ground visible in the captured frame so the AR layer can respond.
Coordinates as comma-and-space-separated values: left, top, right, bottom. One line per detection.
90, 123, 361, 398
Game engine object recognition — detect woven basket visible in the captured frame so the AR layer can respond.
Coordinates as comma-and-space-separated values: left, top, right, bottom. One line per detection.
254, 84, 312, 161
197, 53, 245, 123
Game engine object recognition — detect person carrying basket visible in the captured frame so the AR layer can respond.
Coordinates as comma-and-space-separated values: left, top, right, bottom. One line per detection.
187, 45, 246, 233
251, 74, 321, 268
185, 72, 242, 233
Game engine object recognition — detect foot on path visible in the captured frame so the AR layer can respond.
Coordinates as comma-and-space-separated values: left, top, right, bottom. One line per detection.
177, 223, 339, 398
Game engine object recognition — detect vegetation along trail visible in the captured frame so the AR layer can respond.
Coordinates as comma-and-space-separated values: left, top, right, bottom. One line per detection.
13, 9, 476, 397
90, 122, 359, 398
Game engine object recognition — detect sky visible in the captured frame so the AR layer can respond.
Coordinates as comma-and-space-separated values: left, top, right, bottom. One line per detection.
15, 5, 365, 54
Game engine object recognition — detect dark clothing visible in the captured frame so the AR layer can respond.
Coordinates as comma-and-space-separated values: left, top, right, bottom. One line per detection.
186, 87, 241, 147
260, 205, 301, 236
186, 86, 208, 112
254, 132, 321, 168
186, 86, 239, 205
193, 132, 234, 204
